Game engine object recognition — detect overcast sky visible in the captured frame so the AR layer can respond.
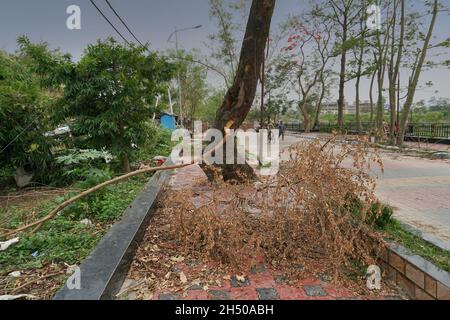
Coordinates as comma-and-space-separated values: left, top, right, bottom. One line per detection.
1, 0, 450, 104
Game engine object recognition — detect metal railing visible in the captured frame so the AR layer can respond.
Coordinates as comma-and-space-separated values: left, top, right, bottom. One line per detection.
286, 122, 450, 140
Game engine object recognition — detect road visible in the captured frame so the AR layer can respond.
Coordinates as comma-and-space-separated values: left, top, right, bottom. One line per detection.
280, 133, 450, 249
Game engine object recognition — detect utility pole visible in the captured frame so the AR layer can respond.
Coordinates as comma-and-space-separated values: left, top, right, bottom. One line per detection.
175, 27, 183, 126
168, 25, 202, 127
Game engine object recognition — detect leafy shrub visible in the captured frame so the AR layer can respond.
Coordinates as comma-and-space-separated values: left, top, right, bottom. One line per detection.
0, 50, 56, 176
53, 148, 113, 184
134, 123, 173, 163
368, 203, 394, 229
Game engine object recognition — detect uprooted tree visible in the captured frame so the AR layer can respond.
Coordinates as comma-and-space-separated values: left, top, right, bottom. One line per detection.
209, 0, 276, 181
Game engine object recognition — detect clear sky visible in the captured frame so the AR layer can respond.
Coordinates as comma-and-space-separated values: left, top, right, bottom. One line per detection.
1, 0, 450, 104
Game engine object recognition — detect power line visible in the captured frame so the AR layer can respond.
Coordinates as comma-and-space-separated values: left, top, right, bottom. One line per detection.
88, 2, 227, 83
89, 0, 131, 45
104, 0, 146, 47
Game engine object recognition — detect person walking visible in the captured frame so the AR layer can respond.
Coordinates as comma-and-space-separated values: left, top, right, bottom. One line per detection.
278, 121, 286, 141
267, 122, 274, 142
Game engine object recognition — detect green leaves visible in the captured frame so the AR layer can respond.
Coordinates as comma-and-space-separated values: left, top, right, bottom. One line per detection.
55, 149, 112, 166
0, 46, 56, 172
57, 38, 175, 171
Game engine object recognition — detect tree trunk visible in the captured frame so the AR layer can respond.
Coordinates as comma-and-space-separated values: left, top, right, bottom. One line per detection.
313, 77, 326, 128
369, 69, 376, 133
337, 52, 347, 128
210, 0, 276, 182
299, 102, 311, 133
397, 0, 438, 145
122, 153, 131, 173
388, 0, 405, 145
337, 15, 348, 128
355, 76, 361, 134
215, 0, 276, 131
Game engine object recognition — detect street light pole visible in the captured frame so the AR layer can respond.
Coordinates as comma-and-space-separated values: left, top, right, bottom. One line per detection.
168, 25, 202, 127
174, 27, 183, 126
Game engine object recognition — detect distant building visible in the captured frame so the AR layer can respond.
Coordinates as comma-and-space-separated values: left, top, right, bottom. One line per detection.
349, 101, 372, 114
321, 100, 349, 115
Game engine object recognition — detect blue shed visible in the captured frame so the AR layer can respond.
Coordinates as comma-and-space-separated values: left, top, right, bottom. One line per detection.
160, 113, 177, 130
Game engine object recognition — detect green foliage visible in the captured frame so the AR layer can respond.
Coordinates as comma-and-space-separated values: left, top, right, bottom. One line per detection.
0, 176, 148, 273
195, 89, 225, 123
18, 37, 176, 173
53, 148, 113, 185
59, 39, 175, 171
382, 219, 450, 273
177, 51, 209, 122
368, 203, 394, 230
348, 198, 450, 273
0, 219, 101, 270
135, 122, 173, 161
0, 164, 15, 188
348, 197, 394, 230
0, 49, 55, 173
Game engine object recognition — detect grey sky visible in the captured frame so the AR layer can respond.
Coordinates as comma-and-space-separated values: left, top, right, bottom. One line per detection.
1, 0, 450, 104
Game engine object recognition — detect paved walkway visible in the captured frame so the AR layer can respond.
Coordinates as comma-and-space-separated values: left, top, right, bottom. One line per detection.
282, 133, 450, 249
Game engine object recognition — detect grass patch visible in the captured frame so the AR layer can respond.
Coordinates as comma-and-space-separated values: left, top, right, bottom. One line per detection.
351, 201, 450, 273
381, 219, 450, 273
0, 175, 149, 274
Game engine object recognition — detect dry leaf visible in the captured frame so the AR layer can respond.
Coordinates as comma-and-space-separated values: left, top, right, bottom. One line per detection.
171, 256, 185, 262
180, 271, 187, 284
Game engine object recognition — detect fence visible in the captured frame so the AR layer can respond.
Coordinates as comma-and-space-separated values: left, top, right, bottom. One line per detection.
286, 122, 450, 141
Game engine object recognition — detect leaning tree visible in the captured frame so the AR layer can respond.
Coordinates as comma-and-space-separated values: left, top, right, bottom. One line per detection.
214, 0, 276, 131
207, 0, 276, 181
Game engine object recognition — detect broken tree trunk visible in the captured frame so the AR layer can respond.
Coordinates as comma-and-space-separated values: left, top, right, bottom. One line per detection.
210, 0, 276, 182
215, 0, 276, 131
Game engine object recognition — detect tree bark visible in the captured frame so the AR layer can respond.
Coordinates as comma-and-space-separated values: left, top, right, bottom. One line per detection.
337, 17, 348, 128
397, 0, 438, 145
388, 0, 405, 145
122, 153, 131, 174
299, 102, 311, 133
369, 67, 377, 133
209, 0, 276, 182
215, 0, 276, 131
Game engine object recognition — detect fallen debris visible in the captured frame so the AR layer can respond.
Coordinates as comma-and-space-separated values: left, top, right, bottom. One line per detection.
8, 271, 21, 278
0, 237, 19, 251
0, 294, 37, 301
80, 218, 93, 226
124, 138, 401, 300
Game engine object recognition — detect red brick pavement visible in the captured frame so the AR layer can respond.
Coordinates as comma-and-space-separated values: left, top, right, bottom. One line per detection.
152, 265, 398, 300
